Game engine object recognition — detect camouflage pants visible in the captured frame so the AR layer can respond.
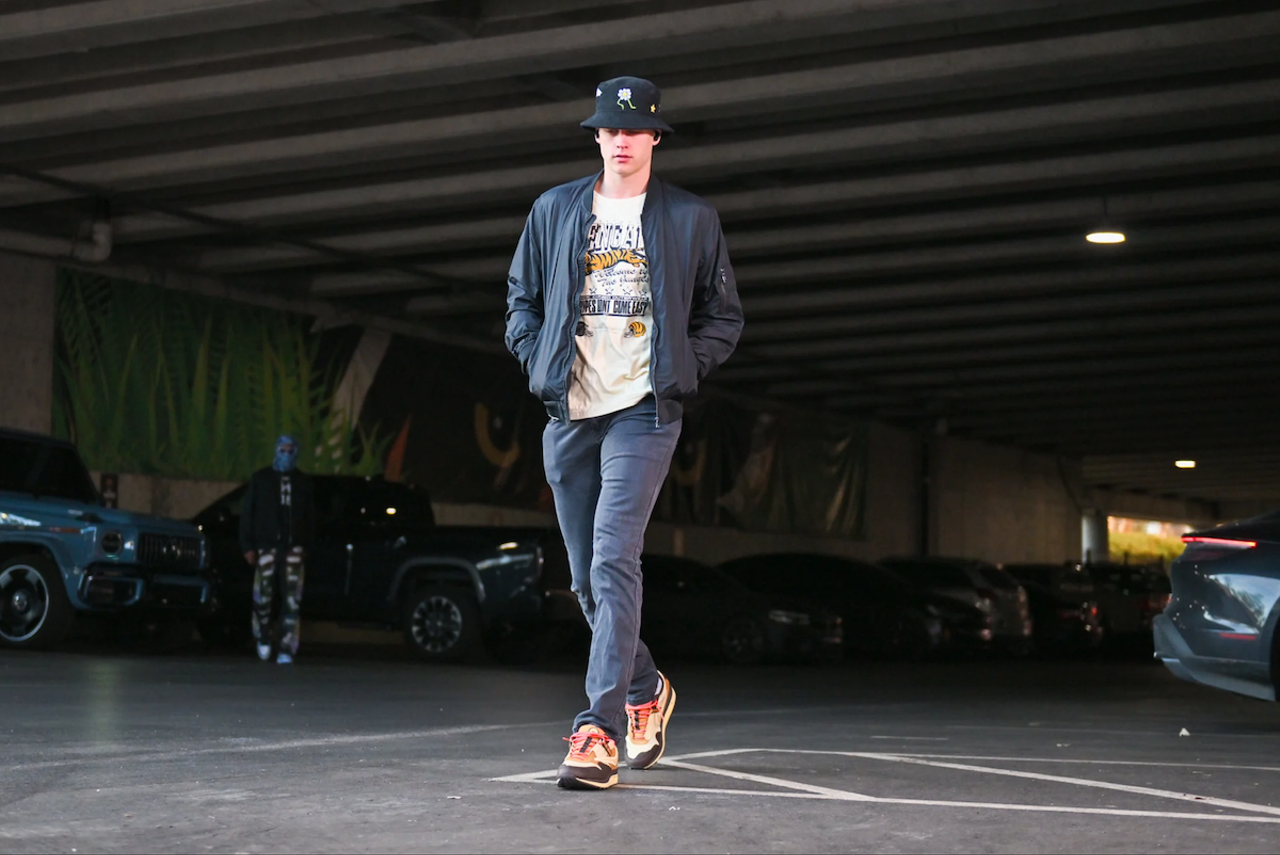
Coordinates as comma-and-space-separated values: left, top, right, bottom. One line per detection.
253, 546, 305, 656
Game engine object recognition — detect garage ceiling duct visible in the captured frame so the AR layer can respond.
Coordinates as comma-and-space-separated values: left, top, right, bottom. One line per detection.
0, 220, 112, 263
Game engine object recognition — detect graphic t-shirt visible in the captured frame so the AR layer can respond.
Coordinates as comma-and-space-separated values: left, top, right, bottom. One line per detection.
568, 192, 653, 419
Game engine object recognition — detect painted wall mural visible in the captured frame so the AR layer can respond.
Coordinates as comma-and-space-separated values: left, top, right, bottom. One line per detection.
53, 271, 868, 538
52, 270, 386, 481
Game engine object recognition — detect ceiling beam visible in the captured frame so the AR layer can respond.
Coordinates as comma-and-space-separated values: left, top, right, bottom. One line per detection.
749, 301, 1280, 360
743, 277, 1280, 343
9, 0, 1104, 143
0, 0, 423, 61
106, 132, 1280, 244
6, 67, 1276, 210
716, 326, 1280, 383
191, 179, 1280, 274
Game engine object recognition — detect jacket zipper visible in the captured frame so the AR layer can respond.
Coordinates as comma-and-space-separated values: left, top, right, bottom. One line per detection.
561, 208, 595, 420
642, 198, 661, 427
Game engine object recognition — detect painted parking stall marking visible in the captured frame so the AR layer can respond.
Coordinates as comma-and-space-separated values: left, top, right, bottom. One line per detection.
493, 747, 1280, 824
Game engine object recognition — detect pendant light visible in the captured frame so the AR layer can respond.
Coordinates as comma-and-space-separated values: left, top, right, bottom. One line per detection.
1086, 196, 1125, 244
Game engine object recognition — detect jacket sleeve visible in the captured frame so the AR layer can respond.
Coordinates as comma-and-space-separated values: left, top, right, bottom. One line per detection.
504, 203, 545, 375
688, 209, 745, 380
238, 473, 257, 554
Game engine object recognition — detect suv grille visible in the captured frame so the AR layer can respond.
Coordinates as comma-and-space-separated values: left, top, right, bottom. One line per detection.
138, 533, 202, 571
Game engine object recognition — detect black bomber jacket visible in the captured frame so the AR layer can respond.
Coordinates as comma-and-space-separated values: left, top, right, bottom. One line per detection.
504, 171, 744, 424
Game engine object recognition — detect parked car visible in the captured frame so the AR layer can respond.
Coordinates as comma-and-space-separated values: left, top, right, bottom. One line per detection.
1002, 562, 1104, 655
1155, 509, 1280, 701
719, 552, 991, 658
1083, 561, 1172, 643
192, 475, 560, 662
0, 428, 213, 649
640, 554, 842, 666
879, 556, 1033, 654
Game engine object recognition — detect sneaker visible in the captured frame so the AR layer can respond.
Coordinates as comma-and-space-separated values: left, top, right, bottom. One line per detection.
556, 725, 618, 790
276, 652, 293, 665
625, 671, 676, 770
257, 643, 271, 661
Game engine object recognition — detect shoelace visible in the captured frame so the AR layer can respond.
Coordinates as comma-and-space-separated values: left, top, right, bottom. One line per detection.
627, 698, 660, 735
564, 730, 613, 758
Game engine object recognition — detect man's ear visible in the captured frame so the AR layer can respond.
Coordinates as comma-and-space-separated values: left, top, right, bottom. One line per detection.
653, 130, 662, 144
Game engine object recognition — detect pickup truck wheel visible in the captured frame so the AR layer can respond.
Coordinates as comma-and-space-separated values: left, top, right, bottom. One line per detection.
403, 585, 479, 663
0, 554, 72, 649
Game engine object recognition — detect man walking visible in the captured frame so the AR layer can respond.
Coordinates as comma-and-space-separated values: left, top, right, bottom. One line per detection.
240, 435, 316, 665
505, 77, 744, 790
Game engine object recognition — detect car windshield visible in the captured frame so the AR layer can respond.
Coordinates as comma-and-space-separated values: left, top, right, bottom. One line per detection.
0, 437, 98, 504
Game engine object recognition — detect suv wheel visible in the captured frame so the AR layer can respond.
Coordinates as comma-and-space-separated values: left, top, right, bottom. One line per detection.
0, 554, 72, 649
403, 585, 479, 663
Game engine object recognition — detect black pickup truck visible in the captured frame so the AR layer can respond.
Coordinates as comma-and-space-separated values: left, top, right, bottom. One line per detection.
192, 475, 563, 662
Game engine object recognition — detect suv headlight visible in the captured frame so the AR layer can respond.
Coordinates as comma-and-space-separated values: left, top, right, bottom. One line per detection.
101, 531, 123, 554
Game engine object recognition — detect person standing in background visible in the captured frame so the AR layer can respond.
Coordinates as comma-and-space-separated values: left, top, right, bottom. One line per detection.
239, 435, 316, 664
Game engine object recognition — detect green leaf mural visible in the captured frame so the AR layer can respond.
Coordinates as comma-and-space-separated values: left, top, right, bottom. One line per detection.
52, 270, 389, 481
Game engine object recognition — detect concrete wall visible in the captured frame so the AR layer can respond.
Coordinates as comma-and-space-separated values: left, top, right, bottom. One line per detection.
89, 471, 242, 521
0, 252, 56, 433
931, 434, 1081, 565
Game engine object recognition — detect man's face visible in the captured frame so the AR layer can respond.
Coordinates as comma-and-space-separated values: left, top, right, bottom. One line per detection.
596, 128, 660, 178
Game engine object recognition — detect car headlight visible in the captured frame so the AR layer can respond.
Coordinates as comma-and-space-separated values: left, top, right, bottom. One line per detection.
101, 531, 123, 554
768, 609, 810, 626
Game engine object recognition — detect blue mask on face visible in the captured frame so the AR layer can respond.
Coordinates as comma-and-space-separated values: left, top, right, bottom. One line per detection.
273, 435, 298, 473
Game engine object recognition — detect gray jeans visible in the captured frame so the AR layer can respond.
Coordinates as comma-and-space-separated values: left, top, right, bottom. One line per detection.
543, 396, 682, 741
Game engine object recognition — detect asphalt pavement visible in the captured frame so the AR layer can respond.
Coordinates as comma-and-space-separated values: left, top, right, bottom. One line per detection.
2, 635, 1279, 854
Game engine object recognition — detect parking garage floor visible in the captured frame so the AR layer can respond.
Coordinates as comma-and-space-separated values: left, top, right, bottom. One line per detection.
2, 641, 1279, 854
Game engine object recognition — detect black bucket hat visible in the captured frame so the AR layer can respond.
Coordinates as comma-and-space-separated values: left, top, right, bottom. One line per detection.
580, 76, 674, 133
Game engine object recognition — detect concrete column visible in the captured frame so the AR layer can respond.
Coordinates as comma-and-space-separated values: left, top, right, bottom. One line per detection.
1081, 508, 1109, 564
0, 252, 56, 433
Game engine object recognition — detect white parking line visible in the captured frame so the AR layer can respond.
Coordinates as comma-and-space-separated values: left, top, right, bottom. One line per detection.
850, 752, 1280, 818
661, 759, 878, 801
492, 747, 1280, 824
894, 753, 1280, 774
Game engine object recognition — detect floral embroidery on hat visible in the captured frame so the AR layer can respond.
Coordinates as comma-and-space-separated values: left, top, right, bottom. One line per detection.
617, 87, 635, 109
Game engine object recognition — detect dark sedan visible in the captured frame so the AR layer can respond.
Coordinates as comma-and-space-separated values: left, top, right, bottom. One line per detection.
719, 552, 991, 659
879, 556, 1033, 655
1154, 509, 1280, 701
641, 554, 842, 666
1003, 563, 1104, 655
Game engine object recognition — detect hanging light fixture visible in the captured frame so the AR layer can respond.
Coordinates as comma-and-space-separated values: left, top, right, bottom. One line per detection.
1086, 196, 1125, 244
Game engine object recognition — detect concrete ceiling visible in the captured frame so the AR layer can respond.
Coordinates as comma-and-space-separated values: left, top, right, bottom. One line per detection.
2, 0, 1278, 509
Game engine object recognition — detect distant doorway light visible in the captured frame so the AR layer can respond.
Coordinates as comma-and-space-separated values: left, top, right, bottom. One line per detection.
1175, 460, 1196, 469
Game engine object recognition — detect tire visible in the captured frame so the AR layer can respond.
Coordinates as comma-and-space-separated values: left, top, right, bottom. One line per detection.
720, 616, 767, 666
403, 585, 480, 663
0, 554, 72, 649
